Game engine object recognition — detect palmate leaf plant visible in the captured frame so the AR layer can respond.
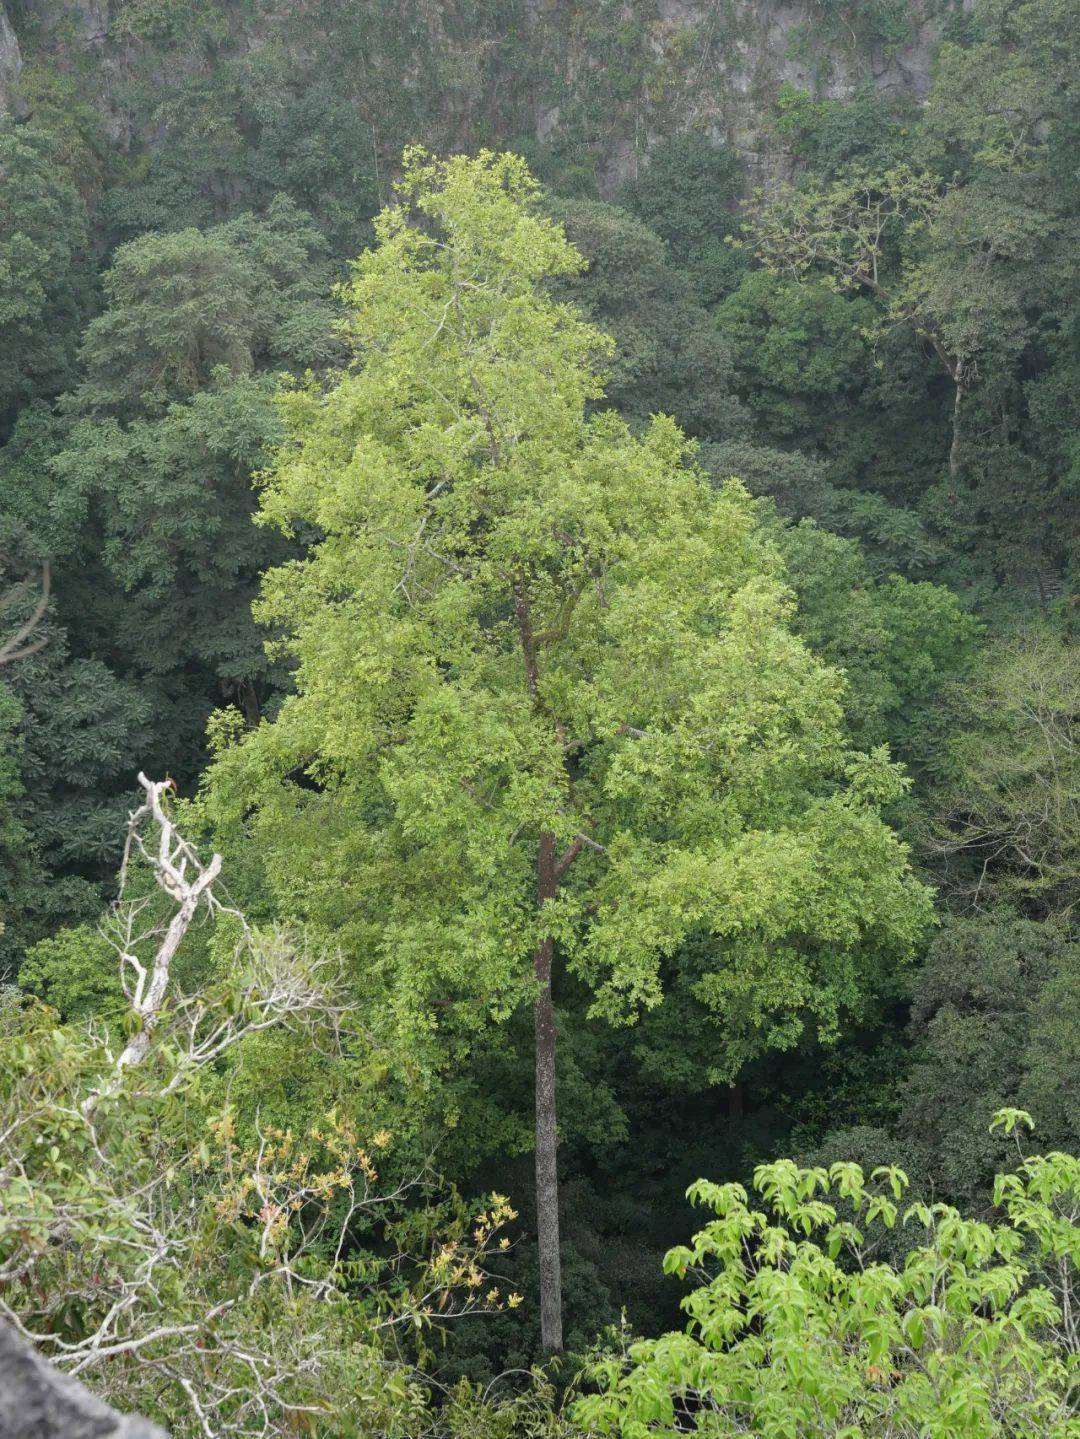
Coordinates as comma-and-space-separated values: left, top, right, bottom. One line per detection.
574, 1111, 1080, 1438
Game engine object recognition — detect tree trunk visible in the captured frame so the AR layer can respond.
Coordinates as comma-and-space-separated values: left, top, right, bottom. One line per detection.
921, 335, 964, 483
534, 829, 563, 1352
515, 584, 565, 1351
949, 379, 964, 481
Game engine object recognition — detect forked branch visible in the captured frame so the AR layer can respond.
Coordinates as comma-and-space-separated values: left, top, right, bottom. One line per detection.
0, 561, 51, 667
87, 776, 348, 1110
111, 773, 228, 1074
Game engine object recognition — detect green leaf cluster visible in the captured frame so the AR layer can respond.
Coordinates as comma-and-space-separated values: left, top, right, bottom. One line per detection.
577, 1126, 1080, 1438
204, 150, 931, 1109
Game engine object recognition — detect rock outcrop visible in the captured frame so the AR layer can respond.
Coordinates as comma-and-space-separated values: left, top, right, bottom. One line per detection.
0, 1322, 167, 1439
0, 4, 21, 116
3, 0, 939, 190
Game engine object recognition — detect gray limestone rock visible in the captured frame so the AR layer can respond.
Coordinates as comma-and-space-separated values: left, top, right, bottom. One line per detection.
0, 4, 21, 116
0, 1322, 167, 1439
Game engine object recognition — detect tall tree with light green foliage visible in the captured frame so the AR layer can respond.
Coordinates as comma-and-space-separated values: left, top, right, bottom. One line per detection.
205, 148, 933, 1351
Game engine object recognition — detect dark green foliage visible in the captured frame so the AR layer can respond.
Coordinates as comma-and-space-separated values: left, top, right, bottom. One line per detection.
46, 198, 337, 767
52, 375, 288, 711
6, 640, 149, 863
924, 629, 1080, 916
0, 119, 94, 431
701, 439, 944, 576
0, 197, 340, 954
0, 405, 144, 904
0, 690, 50, 975
69, 196, 339, 417
619, 133, 746, 303
772, 519, 977, 763
553, 197, 748, 438
718, 271, 875, 445
7, 63, 113, 193
900, 913, 1080, 1206
716, 270, 947, 503
620, 134, 740, 259
772, 83, 914, 176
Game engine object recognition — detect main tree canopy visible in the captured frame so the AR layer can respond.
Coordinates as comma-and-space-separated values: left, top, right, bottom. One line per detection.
206, 149, 932, 1082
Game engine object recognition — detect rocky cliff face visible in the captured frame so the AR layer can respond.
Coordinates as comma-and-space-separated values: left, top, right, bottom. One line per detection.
526, 0, 940, 190
0, 4, 22, 115
4, 0, 940, 190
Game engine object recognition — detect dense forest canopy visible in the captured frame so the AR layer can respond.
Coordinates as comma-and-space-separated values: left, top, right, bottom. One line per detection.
0, 0, 1077, 1434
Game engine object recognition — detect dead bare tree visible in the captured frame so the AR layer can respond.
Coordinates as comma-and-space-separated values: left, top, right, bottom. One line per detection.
110, 773, 227, 1074
78, 773, 350, 1112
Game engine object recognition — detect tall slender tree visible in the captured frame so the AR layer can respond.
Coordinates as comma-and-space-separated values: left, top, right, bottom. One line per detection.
205, 150, 932, 1349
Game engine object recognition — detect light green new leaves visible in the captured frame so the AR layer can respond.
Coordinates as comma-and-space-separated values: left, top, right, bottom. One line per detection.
578, 1132, 1080, 1439
205, 148, 931, 1085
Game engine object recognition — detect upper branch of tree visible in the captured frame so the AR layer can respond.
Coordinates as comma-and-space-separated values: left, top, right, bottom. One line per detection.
0, 561, 51, 667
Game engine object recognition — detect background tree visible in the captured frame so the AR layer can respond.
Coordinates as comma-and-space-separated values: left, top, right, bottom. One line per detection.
926, 629, 1079, 917
716, 270, 877, 454
552, 197, 748, 440
769, 518, 976, 766
617, 133, 746, 305
0, 196, 344, 946
899, 912, 1080, 1208
0, 118, 93, 433
746, 166, 967, 469
747, 0, 1080, 595
916, 0, 1080, 594
0, 690, 49, 970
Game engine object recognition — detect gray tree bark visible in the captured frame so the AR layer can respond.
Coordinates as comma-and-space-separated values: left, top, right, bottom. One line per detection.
949, 379, 964, 480
533, 830, 563, 1352
514, 584, 565, 1352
